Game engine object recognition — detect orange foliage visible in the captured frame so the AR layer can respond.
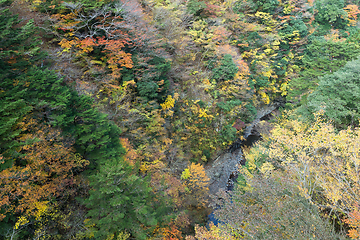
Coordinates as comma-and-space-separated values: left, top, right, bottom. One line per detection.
212, 26, 231, 43
54, 7, 135, 82
234, 58, 250, 75
344, 205, 360, 239
120, 138, 138, 165
215, 44, 234, 56
202, 4, 221, 18
0, 121, 88, 220
77, 36, 133, 80
307, 0, 315, 6
344, 5, 360, 26
278, 15, 291, 20
162, 222, 183, 240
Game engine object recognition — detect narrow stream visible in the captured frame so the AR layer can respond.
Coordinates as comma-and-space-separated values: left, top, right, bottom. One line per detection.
208, 103, 280, 225
208, 129, 264, 225
226, 129, 261, 191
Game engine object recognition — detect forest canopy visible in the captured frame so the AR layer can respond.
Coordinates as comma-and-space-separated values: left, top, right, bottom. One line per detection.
2, 0, 360, 239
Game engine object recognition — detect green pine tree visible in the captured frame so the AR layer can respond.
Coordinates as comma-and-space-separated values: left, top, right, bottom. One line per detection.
84, 159, 160, 239
212, 54, 238, 82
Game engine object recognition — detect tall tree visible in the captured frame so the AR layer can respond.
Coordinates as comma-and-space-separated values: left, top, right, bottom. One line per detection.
207, 172, 342, 240
84, 158, 164, 239
0, 121, 88, 238
247, 113, 360, 230
307, 57, 360, 125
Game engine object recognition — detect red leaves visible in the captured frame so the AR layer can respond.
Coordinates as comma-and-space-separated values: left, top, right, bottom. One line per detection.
54, 1, 158, 81
202, 4, 221, 18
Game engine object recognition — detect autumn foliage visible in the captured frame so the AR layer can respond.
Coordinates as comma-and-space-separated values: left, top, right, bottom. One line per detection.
4, 0, 360, 238
0, 120, 88, 237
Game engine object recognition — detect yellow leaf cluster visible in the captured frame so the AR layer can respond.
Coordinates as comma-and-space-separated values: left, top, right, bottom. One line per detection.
14, 216, 29, 230
181, 163, 210, 206
263, 114, 360, 214
160, 94, 176, 117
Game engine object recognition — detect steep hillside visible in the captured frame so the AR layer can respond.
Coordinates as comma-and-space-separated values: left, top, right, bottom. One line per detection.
2, 0, 360, 239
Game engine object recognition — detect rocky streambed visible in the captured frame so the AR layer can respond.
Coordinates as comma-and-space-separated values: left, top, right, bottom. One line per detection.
205, 102, 280, 195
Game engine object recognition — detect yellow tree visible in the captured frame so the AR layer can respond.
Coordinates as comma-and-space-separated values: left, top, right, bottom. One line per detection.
189, 222, 235, 240
181, 163, 210, 207
250, 112, 360, 234
177, 99, 218, 161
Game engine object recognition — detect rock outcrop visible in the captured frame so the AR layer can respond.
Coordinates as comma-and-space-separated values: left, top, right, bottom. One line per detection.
205, 147, 244, 194
205, 103, 279, 195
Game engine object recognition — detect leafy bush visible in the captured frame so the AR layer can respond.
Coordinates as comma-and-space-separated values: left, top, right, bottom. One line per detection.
219, 124, 237, 144
308, 57, 360, 126
212, 54, 238, 82
279, 17, 308, 37
244, 103, 257, 122
137, 80, 159, 100
216, 99, 242, 112
287, 40, 360, 103
251, 0, 279, 13
135, 56, 171, 102
315, 0, 348, 28
187, 0, 207, 16
212, 172, 343, 239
